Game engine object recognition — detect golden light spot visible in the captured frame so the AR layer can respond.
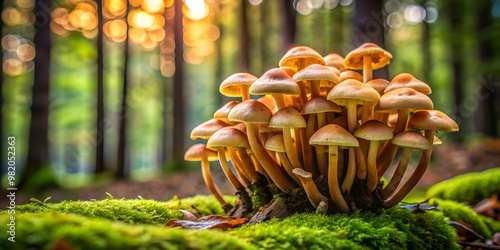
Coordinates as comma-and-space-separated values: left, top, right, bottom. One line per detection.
2, 35, 21, 51
142, 0, 164, 13
129, 27, 147, 44
129, 10, 154, 28
161, 60, 175, 77
104, 19, 127, 42
17, 43, 35, 61
148, 28, 165, 42
17, 0, 35, 9
3, 58, 23, 76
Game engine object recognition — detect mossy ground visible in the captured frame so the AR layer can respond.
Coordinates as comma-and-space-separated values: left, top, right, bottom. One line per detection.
1, 195, 460, 249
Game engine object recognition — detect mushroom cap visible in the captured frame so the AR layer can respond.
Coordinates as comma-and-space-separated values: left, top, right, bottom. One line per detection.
302, 96, 341, 114
375, 88, 433, 113
228, 99, 273, 124
324, 53, 345, 71
233, 122, 247, 133
207, 127, 250, 149
354, 120, 394, 141
433, 135, 442, 145
279, 46, 325, 69
250, 68, 301, 95
293, 64, 340, 88
385, 73, 431, 95
264, 134, 285, 152
190, 119, 229, 140
326, 66, 340, 76
257, 96, 277, 113
310, 124, 359, 147
185, 144, 218, 161
219, 73, 258, 97
339, 70, 363, 82
327, 79, 380, 106
387, 113, 398, 128
367, 78, 390, 96
258, 123, 282, 133
407, 110, 459, 132
331, 116, 349, 130
214, 101, 240, 123
391, 131, 433, 150
269, 107, 306, 128
280, 67, 297, 78
344, 43, 392, 70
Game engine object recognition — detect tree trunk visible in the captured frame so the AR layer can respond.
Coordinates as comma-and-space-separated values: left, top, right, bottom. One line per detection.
214, 4, 224, 107
160, 5, 174, 167
94, 0, 105, 174
172, 0, 185, 166
282, 0, 296, 52
260, 0, 270, 72
239, 0, 249, 72
21, 0, 52, 186
352, 0, 387, 79
116, 3, 130, 178
421, 2, 431, 84
448, 1, 464, 141
0, 1, 3, 174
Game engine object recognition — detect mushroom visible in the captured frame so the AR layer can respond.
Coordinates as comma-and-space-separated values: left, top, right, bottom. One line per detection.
265, 134, 301, 185
354, 120, 394, 192
384, 110, 458, 208
214, 101, 240, 125
384, 73, 432, 95
184, 144, 230, 210
343, 43, 392, 84
326, 66, 340, 77
293, 64, 340, 98
375, 88, 434, 178
339, 70, 363, 82
324, 53, 345, 72
228, 99, 295, 192
292, 168, 328, 212
302, 97, 341, 176
207, 127, 253, 209
380, 131, 432, 199
269, 107, 308, 172
220, 73, 258, 101
190, 119, 229, 140
310, 124, 358, 213
366, 78, 389, 122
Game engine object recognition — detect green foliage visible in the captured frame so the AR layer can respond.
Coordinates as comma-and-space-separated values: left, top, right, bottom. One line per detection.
432, 198, 500, 239
426, 167, 500, 204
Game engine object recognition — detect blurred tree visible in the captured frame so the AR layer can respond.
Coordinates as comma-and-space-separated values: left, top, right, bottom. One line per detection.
116, 2, 130, 178
421, 0, 431, 84
160, 5, 174, 167
260, 0, 270, 71
239, 0, 249, 72
172, 0, 185, 166
0, 0, 3, 172
213, 3, 224, 107
352, 0, 388, 79
282, 0, 296, 52
95, 0, 105, 174
21, 0, 53, 186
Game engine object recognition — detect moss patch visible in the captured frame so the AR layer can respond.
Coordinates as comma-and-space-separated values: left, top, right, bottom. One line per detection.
427, 167, 500, 204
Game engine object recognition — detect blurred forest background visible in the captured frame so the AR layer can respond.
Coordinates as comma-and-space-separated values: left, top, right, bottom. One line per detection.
1, 0, 500, 201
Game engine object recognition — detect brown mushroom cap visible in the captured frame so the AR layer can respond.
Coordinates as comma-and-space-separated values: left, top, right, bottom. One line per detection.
269, 107, 306, 128
391, 131, 433, 150
387, 113, 398, 128
339, 70, 363, 82
375, 88, 433, 113
250, 68, 301, 95
367, 78, 390, 96
344, 43, 392, 70
191, 119, 230, 140
324, 53, 345, 71
264, 134, 286, 152
185, 144, 219, 161
257, 96, 277, 112
219, 73, 258, 97
280, 67, 297, 78
327, 79, 381, 106
228, 99, 273, 124
385, 73, 431, 95
433, 135, 442, 145
279, 46, 325, 69
207, 127, 250, 149
302, 96, 341, 114
310, 124, 359, 147
407, 110, 459, 132
293, 64, 340, 88
214, 101, 240, 123
326, 66, 340, 76
331, 116, 349, 130
354, 120, 394, 141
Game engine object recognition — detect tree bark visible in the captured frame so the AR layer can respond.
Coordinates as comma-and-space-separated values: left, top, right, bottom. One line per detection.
448, 1, 464, 141
352, 0, 387, 79
95, 0, 105, 174
116, 3, 130, 178
0, 0, 3, 174
160, 5, 174, 167
22, 0, 52, 186
239, 0, 249, 72
172, 0, 185, 165
282, 0, 296, 52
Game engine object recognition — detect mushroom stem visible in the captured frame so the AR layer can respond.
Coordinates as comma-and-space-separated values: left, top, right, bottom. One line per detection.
377, 108, 409, 177
246, 123, 295, 191
201, 158, 227, 206
271, 93, 286, 110
237, 148, 260, 182
338, 148, 344, 177
293, 168, 327, 208
341, 147, 357, 193
366, 141, 380, 192
362, 54, 373, 83
228, 147, 252, 185
315, 112, 328, 175
283, 128, 304, 170
311, 80, 321, 98
251, 154, 271, 182
384, 130, 435, 208
294, 128, 304, 164
296, 59, 309, 105
355, 146, 367, 180
301, 127, 315, 173
347, 100, 358, 133
328, 145, 350, 213
278, 152, 302, 185
216, 148, 244, 189
240, 85, 250, 101
381, 147, 412, 199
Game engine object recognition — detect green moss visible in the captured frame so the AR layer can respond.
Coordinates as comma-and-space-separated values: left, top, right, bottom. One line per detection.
427, 167, 500, 204
432, 198, 500, 239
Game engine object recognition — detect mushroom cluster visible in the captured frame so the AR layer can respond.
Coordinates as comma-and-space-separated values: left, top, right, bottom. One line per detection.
185, 44, 459, 216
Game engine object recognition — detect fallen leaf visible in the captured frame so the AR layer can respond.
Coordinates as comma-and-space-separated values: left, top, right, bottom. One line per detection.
164, 215, 248, 229
178, 210, 197, 221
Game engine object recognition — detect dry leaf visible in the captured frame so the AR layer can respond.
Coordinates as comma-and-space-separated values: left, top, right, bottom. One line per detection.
164, 215, 248, 229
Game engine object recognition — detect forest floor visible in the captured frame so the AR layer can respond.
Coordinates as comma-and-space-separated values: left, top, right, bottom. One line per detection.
3, 140, 500, 208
